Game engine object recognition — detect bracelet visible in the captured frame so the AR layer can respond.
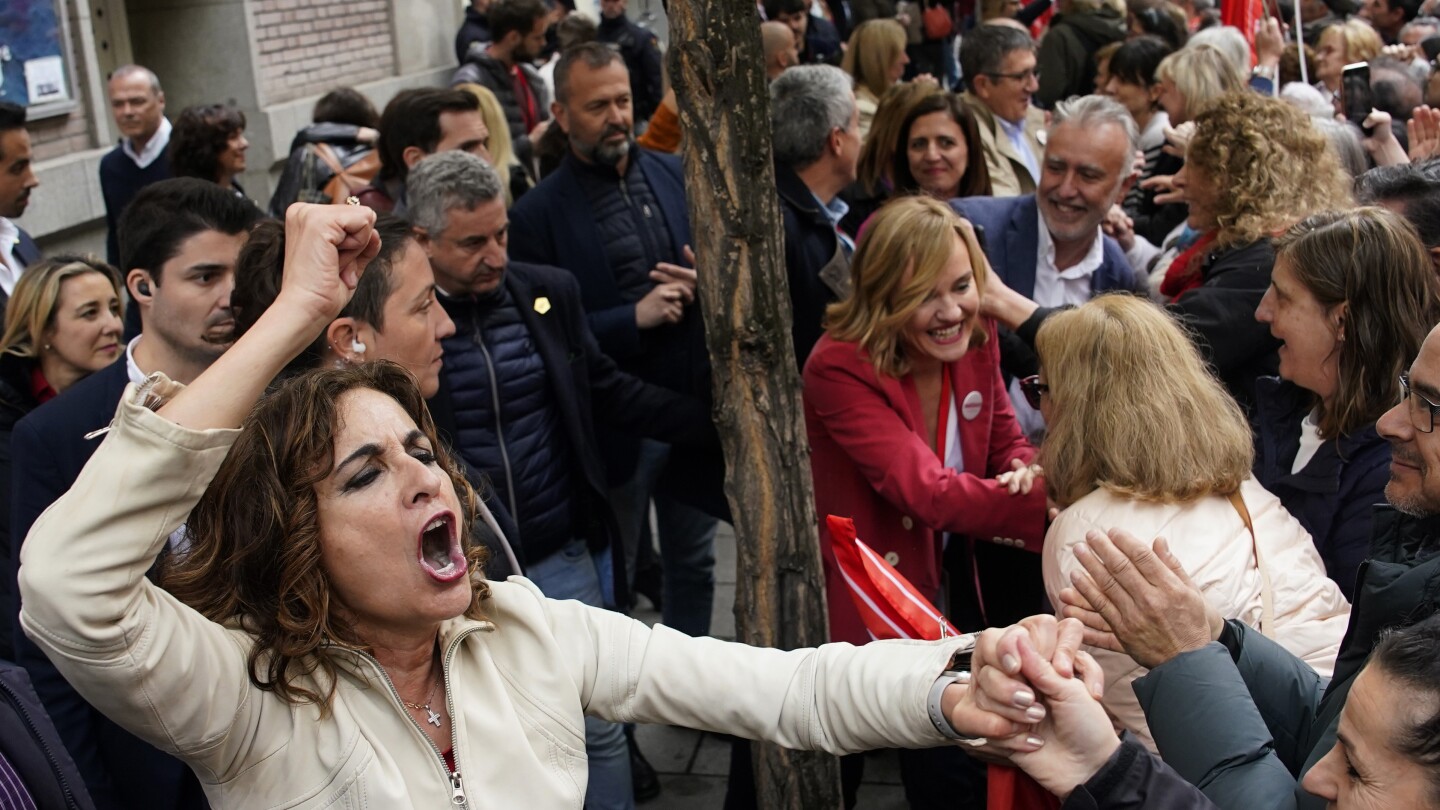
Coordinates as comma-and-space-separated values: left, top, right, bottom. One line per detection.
1251, 64, 1277, 81
927, 670, 989, 747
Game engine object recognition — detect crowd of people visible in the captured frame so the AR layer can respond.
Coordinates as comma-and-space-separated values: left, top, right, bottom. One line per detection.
2, 0, 1440, 807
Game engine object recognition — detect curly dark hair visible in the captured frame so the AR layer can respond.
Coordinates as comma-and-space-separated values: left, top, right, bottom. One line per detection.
169, 103, 246, 183
162, 363, 489, 710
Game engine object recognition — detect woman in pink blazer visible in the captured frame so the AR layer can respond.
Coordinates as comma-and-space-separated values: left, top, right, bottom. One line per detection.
803, 196, 1049, 647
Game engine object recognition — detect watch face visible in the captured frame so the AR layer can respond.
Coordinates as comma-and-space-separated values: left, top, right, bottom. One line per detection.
949, 648, 973, 673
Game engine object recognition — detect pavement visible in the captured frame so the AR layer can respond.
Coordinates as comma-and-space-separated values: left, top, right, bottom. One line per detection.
629, 522, 909, 809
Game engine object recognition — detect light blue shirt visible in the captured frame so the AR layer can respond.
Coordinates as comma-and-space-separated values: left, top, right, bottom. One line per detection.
997, 116, 1039, 184
812, 191, 856, 256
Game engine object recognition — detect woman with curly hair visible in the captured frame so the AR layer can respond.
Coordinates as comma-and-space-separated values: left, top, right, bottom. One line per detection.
15, 204, 1058, 809
169, 103, 250, 198
1033, 294, 1350, 750
984, 92, 1353, 410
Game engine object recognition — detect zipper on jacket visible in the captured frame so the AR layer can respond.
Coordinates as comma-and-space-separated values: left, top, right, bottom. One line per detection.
474, 326, 522, 534
0, 677, 81, 809
360, 626, 480, 807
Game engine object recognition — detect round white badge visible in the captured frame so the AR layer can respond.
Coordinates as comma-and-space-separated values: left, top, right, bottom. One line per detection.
961, 391, 983, 421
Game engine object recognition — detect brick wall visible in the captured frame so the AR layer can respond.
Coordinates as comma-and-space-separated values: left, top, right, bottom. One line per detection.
253, 0, 398, 106
29, 0, 98, 162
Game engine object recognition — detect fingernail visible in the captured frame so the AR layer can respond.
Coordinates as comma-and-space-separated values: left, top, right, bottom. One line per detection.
1013, 690, 1034, 708
1025, 705, 1045, 722
1002, 654, 1019, 673
1026, 736, 1045, 748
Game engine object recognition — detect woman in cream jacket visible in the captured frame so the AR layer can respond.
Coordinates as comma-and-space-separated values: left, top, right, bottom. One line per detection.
15, 203, 1060, 809
1031, 295, 1350, 751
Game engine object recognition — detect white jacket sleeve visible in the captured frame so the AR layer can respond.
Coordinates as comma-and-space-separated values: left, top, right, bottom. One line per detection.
17, 386, 254, 777
526, 581, 973, 754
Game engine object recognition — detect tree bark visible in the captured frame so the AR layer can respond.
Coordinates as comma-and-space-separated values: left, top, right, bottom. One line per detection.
667, 5, 843, 808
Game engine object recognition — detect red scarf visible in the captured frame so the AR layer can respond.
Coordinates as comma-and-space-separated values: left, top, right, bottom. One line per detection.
1159, 230, 1218, 301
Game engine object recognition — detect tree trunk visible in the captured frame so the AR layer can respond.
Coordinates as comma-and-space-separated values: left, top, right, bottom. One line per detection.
667, 6, 843, 808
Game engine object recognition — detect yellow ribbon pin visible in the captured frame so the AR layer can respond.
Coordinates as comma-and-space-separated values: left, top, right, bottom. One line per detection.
534, 296, 551, 315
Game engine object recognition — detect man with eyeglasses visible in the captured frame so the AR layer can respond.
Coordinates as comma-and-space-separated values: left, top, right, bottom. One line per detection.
958, 24, 1047, 197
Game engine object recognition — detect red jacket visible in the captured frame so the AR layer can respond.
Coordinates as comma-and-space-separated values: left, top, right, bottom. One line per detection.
803, 324, 1047, 644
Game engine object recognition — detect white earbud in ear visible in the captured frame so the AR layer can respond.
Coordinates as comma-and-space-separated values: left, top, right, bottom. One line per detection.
350, 338, 367, 355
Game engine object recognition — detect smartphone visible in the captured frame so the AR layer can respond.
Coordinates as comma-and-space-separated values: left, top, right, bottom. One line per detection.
1422, 35, 1440, 64
1342, 62, 1373, 134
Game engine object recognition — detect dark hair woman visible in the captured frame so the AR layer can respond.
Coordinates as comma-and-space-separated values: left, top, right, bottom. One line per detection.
169, 103, 250, 199
1253, 207, 1440, 598
1102, 36, 1183, 246
16, 203, 1057, 809
891, 92, 992, 202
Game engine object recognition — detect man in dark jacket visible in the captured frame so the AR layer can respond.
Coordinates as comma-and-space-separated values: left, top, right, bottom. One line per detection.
770, 65, 860, 368
99, 66, 171, 267
455, 0, 493, 63
764, 0, 844, 66
0, 102, 41, 333
0, 658, 97, 810
451, 0, 552, 167
10, 179, 260, 810
596, 0, 664, 126
408, 150, 713, 810
1033, 0, 1125, 108
509, 43, 724, 647
1058, 324, 1440, 808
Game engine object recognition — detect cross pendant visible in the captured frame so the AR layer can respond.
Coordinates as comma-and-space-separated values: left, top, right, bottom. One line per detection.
426, 708, 443, 727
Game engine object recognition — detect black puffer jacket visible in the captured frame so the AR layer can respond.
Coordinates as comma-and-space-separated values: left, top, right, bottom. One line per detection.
451, 53, 550, 167
0, 659, 96, 810
438, 284, 575, 568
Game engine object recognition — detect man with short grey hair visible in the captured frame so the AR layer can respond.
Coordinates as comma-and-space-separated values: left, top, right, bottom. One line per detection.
408, 151, 713, 810
770, 64, 860, 365
100, 64, 171, 267
952, 94, 1138, 434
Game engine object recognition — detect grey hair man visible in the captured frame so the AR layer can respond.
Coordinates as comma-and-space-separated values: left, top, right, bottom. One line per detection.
958, 24, 1046, 196
407, 149, 714, 809
770, 64, 860, 365
100, 64, 172, 267
952, 94, 1139, 434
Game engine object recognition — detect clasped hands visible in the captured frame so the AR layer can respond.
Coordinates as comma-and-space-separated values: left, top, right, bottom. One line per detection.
946, 527, 1224, 799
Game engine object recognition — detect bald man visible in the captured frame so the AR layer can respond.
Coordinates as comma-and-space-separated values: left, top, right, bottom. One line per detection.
762, 20, 800, 80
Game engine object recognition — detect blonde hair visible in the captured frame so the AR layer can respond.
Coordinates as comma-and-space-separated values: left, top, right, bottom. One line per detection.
455, 83, 518, 204
1322, 20, 1383, 65
1154, 44, 1245, 123
1036, 295, 1253, 507
855, 81, 942, 195
824, 195, 989, 378
0, 256, 123, 360
841, 19, 908, 100
1188, 92, 1352, 248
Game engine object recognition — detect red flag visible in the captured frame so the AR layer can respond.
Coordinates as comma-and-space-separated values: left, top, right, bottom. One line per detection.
825, 515, 1060, 810
1222, 0, 1266, 62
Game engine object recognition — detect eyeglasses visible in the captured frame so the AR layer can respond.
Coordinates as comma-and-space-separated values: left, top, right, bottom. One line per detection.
1401, 372, 1440, 434
1019, 375, 1048, 410
984, 68, 1040, 83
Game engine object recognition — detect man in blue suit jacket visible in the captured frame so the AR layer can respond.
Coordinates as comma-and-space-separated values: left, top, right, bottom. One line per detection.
950, 95, 1142, 432
508, 43, 723, 647
9, 179, 260, 810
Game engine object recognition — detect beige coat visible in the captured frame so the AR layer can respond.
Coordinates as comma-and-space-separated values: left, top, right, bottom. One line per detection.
1041, 477, 1350, 751
960, 92, 1046, 198
19, 388, 971, 809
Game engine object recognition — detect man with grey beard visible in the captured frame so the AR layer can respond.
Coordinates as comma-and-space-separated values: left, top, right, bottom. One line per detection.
507, 40, 722, 804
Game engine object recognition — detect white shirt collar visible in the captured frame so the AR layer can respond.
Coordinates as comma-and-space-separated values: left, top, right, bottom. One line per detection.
124, 335, 148, 386
1033, 208, 1105, 308
0, 218, 21, 296
122, 117, 172, 170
